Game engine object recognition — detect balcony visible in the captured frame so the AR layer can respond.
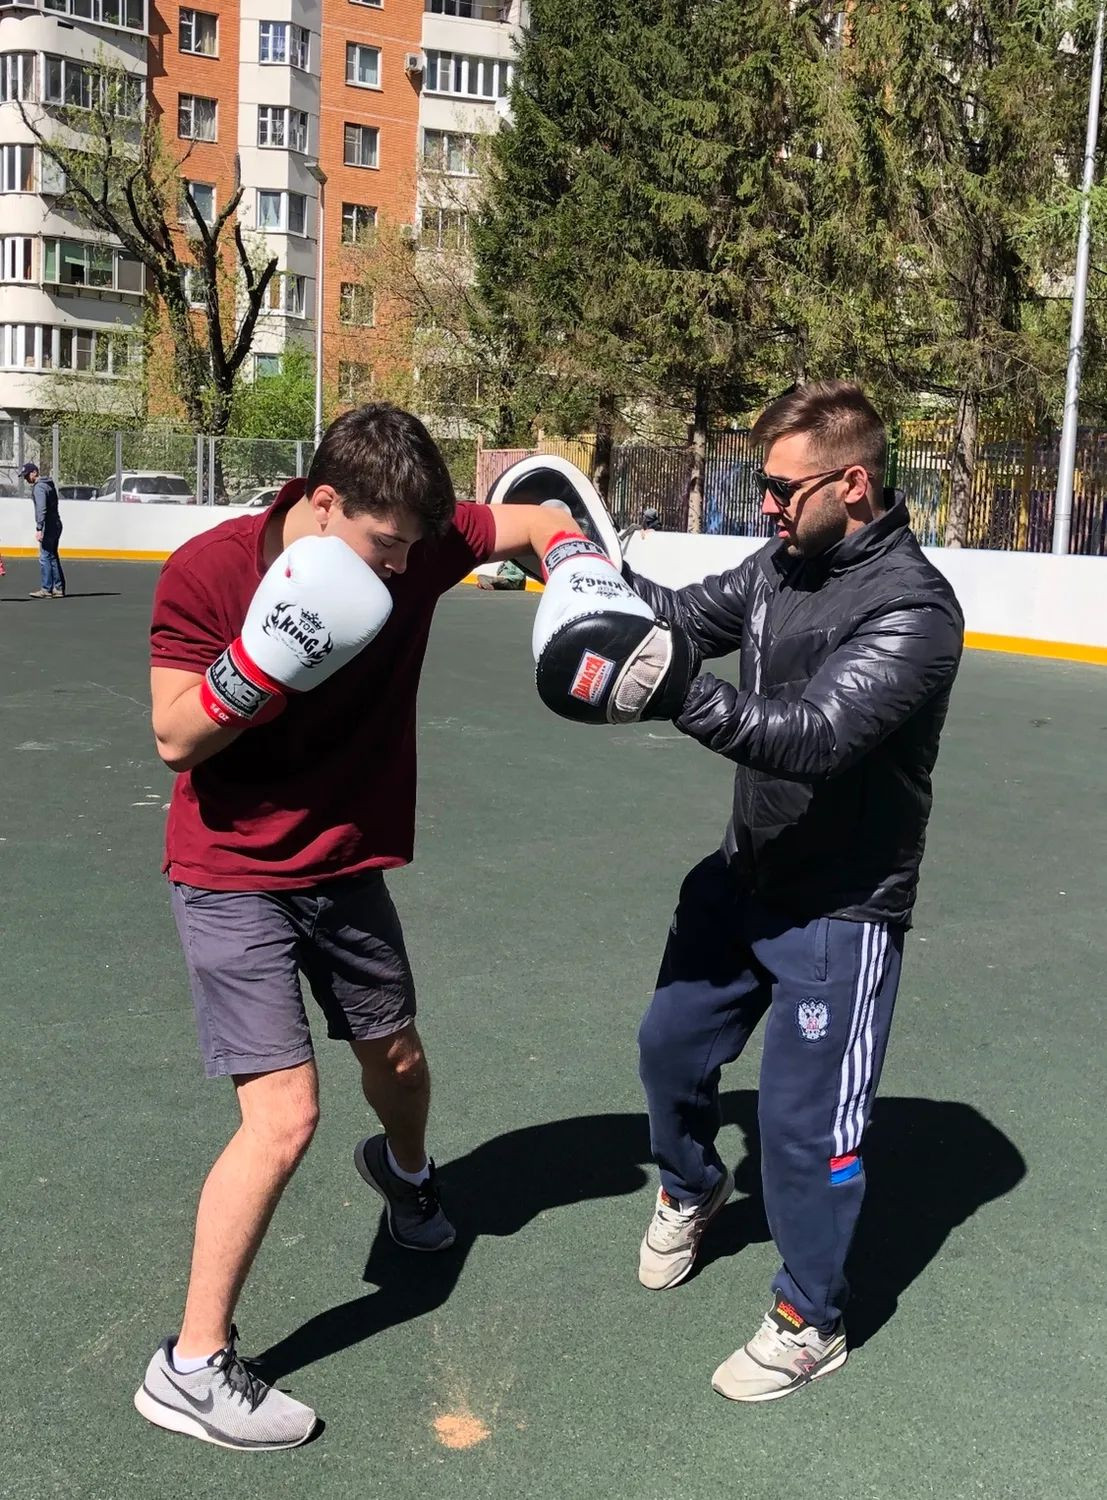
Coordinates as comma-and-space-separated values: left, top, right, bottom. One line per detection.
424, 1, 511, 21
0, 0, 147, 36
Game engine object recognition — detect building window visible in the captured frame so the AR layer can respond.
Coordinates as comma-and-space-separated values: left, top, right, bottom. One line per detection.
425, 0, 509, 17
0, 53, 36, 104
178, 94, 217, 141
259, 22, 309, 69
422, 129, 478, 176
42, 56, 143, 116
178, 9, 217, 56
42, 238, 141, 292
346, 44, 380, 89
343, 124, 379, 169
258, 106, 308, 152
0, 144, 35, 193
341, 203, 377, 244
35, 0, 145, 30
257, 105, 284, 147
348, 0, 382, 8
257, 190, 307, 234
181, 181, 215, 227
265, 272, 307, 317
39, 151, 66, 195
180, 264, 210, 308
424, 50, 511, 98
44, 56, 95, 109
0, 323, 137, 374
0, 236, 34, 282
254, 353, 281, 378
339, 361, 373, 402
420, 207, 469, 252
338, 283, 375, 325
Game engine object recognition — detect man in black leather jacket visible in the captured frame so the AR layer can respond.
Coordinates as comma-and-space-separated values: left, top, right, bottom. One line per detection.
630, 382, 964, 1403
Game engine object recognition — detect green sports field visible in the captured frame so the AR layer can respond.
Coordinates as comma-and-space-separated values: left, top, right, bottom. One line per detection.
1, 559, 1103, 1500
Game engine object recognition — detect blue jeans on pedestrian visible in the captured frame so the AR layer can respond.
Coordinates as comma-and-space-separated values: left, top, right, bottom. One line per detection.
638, 851, 904, 1330
39, 528, 65, 593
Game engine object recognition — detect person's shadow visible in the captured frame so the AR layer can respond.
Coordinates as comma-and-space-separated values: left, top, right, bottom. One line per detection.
251, 1091, 1025, 1382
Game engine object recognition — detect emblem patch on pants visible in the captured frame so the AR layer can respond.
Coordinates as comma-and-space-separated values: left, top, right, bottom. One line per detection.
796, 998, 830, 1042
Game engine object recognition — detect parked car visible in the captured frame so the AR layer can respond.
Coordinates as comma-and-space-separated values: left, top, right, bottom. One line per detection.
58, 484, 99, 501
97, 472, 195, 505
225, 482, 292, 510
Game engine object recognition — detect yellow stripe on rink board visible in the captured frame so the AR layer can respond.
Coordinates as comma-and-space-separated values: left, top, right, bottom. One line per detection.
457, 576, 1107, 655
963, 630, 1107, 666
3, 546, 171, 561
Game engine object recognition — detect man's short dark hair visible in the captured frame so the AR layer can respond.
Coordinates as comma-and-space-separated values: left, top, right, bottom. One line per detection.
305, 403, 456, 538
751, 381, 887, 499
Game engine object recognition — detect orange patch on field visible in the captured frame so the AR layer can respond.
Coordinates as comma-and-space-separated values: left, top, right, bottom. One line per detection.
433, 1410, 490, 1449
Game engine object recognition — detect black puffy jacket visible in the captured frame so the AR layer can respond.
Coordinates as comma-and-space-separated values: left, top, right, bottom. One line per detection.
626, 503, 964, 927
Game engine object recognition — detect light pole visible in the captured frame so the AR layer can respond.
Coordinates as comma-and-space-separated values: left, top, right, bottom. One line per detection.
1053, 5, 1105, 555
305, 159, 328, 448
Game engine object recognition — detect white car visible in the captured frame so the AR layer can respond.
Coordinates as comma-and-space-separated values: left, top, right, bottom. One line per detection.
98, 472, 195, 505
226, 483, 291, 510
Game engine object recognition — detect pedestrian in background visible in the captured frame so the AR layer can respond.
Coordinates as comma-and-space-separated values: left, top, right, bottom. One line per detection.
22, 462, 66, 599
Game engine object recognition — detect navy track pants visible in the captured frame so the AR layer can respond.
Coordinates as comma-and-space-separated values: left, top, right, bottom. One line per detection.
638, 852, 904, 1330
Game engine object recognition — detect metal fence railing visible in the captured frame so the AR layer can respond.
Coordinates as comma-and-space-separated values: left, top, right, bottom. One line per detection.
892, 422, 1107, 556
0, 424, 318, 505
477, 421, 1107, 556
4, 415, 1107, 554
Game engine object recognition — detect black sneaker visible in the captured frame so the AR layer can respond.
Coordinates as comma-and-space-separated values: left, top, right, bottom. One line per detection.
354, 1133, 456, 1250
134, 1326, 317, 1449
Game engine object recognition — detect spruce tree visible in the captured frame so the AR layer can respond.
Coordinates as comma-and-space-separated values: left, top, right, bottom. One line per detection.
845, 0, 1085, 542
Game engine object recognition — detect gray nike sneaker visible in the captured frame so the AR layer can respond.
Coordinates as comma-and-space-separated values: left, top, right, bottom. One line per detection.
638, 1168, 735, 1289
354, 1133, 456, 1251
133, 1328, 317, 1450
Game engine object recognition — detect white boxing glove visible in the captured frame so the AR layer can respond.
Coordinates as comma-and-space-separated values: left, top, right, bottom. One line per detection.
532, 533, 698, 724
200, 535, 393, 729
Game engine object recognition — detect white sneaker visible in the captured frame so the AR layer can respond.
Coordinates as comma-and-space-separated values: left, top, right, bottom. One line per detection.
711, 1296, 848, 1403
637, 1168, 734, 1289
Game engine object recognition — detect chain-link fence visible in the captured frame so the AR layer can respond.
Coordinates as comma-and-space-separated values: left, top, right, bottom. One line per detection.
0, 423, 319, 505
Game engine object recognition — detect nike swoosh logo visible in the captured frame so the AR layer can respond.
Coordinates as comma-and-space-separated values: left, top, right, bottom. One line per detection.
162, 1373, 215, 1414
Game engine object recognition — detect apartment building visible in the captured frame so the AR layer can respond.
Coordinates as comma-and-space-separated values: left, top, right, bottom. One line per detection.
0, 0, 149, 427
0, 0, 525, 434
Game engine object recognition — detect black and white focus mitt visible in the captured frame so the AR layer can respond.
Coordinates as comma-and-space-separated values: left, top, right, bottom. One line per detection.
531, 533, 698, 725
486, 455, 623, 581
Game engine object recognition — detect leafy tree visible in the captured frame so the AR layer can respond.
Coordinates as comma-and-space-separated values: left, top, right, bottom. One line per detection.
230, 346, 315, 440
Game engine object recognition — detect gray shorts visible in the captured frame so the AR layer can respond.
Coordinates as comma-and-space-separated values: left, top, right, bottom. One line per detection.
169, 871, 416, 1078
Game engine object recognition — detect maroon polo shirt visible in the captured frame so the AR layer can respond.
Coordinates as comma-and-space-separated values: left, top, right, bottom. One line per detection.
150, 480, 495, 890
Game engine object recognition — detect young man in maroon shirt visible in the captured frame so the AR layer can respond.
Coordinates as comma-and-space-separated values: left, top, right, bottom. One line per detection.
136, 405, 584, 1451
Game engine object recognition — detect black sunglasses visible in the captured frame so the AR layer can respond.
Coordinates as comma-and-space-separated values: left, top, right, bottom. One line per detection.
754, 465, 856, 505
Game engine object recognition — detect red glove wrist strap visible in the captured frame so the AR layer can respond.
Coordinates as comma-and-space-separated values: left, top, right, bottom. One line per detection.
541, 531, 610, 582
200, 639, 289, 729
